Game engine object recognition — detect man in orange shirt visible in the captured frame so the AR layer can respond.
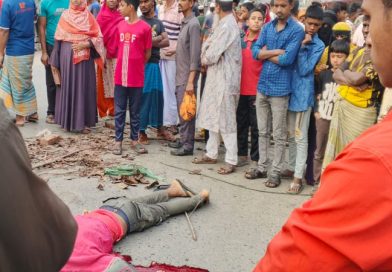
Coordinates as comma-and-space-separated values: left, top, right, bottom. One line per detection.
253, 0, 392, 271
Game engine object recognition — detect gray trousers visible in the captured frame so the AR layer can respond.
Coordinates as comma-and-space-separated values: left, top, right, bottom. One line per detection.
102, 191, 203, 233
175, 84, 196, 151
256, 93, 289, 177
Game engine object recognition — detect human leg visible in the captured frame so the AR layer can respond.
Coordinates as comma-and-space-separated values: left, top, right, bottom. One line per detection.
173, 84, 195, 152
269, 96, 289, 177
287, 111, 297, 173
160, 60, 178, 127
236, 95, 250, 159
313, 118, 331, 183
221, 132, 238, 166
128, 87, 143, 142
288, 108, 312, 194
102, 181, 208, 233
249, 95, 259, 162
256, 93, 272, 173
114, 85, 129, 142
205, 130, 221, 160
45, 43, 56, 119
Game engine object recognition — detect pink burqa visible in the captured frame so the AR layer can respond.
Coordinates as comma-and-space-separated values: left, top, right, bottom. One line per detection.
96, 0, 123, 59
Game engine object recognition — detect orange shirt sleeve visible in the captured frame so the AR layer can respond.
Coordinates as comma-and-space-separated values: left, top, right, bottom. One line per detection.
254, 146, 392, 272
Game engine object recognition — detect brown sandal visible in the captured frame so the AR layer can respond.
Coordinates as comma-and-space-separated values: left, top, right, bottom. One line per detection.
217, 164, 235, 175
25, 113, 39, 123
192, 155, 217, 164
138, 132, 149, 145
46, 115, 55, 124
157, 128, 176, 142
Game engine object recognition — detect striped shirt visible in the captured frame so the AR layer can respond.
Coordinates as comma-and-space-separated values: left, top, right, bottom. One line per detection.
158, 0, 183, 60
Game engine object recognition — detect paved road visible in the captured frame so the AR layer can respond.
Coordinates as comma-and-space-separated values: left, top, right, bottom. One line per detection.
18, 52, 311, 272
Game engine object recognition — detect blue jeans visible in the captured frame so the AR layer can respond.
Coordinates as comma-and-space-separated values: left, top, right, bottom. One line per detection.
114, 85, 142, 141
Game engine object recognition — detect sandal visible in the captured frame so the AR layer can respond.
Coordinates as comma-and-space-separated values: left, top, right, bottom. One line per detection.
265, 176, 281, 188
46, 114, 55, 124
132, 143, 148, 154
237, 156, 249, 167
81, 128, 91, 134
157, 128, 176, 142
217, 164, 235, 175
113, 141, 122, 155
138, 132, 149, 145
25, 113, 39, 123
192, 155, 217, 164
288, 180, 304, 195
245, 168, 267, 180
174, 179, 196, 197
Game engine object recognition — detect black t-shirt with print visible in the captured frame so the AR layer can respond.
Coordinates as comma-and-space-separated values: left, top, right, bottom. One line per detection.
315, 69, 338, 120
141, 16, 165, 63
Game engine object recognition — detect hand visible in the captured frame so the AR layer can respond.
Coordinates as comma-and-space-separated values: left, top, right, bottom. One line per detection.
316, 94, 321, 100
185, 82, 194, 95
0, 54, 4, 69
276, 49, 285, 55
314, 112, 321, 120
41, 52, 49, 66
72, 41, 90, 51
302, 34, 312, 45
164, 49, 176, 56
316, 64, 329, 74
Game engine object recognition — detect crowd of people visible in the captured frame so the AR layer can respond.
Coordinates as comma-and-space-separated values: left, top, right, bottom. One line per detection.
0, 0, 389, 194
2, 0, 392, 271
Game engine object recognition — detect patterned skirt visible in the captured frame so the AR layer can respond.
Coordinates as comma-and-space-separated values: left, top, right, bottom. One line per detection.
140, 62, 164, 131
322, 96, 377, 170
0, 54, 37, 116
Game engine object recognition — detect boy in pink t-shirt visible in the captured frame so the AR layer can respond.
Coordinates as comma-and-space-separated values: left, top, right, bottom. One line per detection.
113, 0, 152, 155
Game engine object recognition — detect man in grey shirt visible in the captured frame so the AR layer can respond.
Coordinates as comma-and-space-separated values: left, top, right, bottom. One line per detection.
170, 0, 201, 156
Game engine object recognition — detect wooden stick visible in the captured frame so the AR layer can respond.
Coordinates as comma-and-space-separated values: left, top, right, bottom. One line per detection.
32, 148, 92, 169
185, 212, 197, 241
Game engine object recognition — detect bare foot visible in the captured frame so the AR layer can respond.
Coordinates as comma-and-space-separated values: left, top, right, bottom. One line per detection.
167, 180, 188, 198
199, 190, 210, 203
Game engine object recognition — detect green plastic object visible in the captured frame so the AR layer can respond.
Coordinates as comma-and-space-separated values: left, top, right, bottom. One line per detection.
104, 165, 163, 181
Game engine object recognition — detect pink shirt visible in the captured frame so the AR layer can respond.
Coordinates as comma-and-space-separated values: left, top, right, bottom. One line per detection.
61, 210, 128, 271
115, 20, 152, 87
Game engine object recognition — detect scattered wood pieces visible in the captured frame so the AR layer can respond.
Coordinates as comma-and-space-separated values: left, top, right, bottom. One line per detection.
32, 148, 92, 169
185, 212, 197, 241
189, 169, 202, 175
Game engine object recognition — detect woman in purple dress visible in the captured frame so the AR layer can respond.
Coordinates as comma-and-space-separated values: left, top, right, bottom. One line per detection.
50, 0, 105, 133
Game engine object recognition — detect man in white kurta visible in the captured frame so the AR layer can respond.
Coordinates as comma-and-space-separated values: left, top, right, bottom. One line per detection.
196, 0, 242, 173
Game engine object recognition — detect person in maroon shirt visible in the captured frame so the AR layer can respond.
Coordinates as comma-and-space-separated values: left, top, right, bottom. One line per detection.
253, 0, 392, 271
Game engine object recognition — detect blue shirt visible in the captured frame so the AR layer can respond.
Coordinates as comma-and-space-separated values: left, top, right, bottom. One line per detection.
252, 17, 304, 97
88, 1, 100, 18
0, 0, 36, 56
289, 34, 325, 112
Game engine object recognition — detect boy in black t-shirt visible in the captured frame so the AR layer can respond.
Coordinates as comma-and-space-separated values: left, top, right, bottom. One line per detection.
313, 40, 350, 188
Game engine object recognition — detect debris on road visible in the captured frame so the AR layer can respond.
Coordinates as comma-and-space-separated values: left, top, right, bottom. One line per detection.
189, 169, 202, 175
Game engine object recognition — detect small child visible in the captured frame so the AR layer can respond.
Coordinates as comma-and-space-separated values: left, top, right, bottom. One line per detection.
113, 0, 152, 155
313, 39, 350, 187
237, 8, 264, 168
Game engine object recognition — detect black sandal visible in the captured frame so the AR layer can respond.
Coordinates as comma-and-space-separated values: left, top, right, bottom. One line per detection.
245, 168, 267, 180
